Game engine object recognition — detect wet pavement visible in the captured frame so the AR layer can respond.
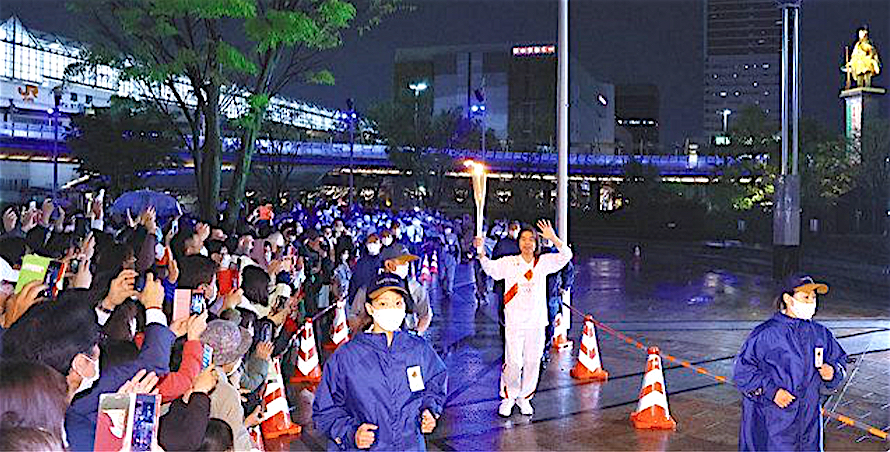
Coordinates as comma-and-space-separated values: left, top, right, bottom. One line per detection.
281, 244, 890, 451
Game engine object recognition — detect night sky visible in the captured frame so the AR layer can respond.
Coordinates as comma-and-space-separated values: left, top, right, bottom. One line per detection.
4, 0, 888, 148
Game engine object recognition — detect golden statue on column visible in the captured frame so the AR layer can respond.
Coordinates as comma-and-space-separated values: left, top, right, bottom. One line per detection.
844, 27, 881, 88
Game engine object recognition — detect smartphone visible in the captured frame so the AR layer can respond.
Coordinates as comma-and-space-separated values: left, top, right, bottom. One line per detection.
130, 394, 159, 452
28, 200, 37, 211
42, 260, 66, 298
201, 344, 213, 369
189, 291, 206, 315
259, 322, 273, 343
69, 258, 81, 275
134, 274, 146, 292
173, 289, 191, 322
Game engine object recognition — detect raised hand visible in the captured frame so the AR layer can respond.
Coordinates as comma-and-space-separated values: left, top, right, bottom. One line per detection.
536, 219, 557, 243
118, 369, 159, 394
2, 207, 17, 233
421, 409, 436, 434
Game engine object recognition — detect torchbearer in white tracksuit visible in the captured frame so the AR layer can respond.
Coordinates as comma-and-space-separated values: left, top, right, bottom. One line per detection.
475, 219, 573, 417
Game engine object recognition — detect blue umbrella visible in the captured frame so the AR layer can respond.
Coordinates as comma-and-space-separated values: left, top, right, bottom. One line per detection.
110, 190, 182, 221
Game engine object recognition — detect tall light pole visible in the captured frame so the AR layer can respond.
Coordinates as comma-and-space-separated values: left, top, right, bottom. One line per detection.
472, 87, 486, 156
345, 98, 357, 206
409, 81, 428, 146
773, 0, 801, 279
556, 0, 571, 333
51, 85, 63, 199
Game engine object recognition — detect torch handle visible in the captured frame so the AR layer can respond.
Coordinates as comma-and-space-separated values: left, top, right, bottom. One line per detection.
476, 201, 484, 238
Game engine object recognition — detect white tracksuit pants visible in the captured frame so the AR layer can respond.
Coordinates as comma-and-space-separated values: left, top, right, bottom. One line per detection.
500, 325, 546, 401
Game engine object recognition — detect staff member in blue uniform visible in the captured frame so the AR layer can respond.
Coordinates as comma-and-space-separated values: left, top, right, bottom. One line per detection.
313, 273, 447, 451
733, 275, 847, 452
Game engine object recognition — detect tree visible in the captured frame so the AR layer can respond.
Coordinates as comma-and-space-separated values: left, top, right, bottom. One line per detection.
67, 97, 181, 196
368, 98, 491, 208
223, 0, 406, 230
68, 0, 405, 226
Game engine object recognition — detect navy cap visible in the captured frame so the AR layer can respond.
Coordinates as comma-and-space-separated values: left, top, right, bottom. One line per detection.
783, 275, 829, 295
368, 272, 410, 300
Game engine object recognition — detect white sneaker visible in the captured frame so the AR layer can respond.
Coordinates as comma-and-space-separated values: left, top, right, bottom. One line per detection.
516, 398, 534, 416
498, 398, 515, 417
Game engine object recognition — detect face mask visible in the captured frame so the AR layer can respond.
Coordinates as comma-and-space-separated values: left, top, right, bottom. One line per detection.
204, 284, 218, 307
788, 299, 816, 320
394, 264, 410, 279
368, 307, 406, 332
75, 354, 100, 395
382, 237, 393, 246
444, 229, 452, 235
341, 254, 350, 263
366, 243, 381, 255
265, 251, 273, 263
508, 230, 519, 239
220, 254, 232, 269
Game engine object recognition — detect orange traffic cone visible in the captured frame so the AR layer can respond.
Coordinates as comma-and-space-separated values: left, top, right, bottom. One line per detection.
570, 315, 608, 380
261, 358, 303, 439
419, 255, 431, 283
630, 347, 676, 430
430, 251, 439, 275
551, 312, 574, 351
290, 319, 322, 385
249, 425, 266, 451
323, 302, 349, 352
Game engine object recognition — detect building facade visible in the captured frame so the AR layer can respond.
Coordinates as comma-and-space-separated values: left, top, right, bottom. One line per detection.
615, 84, 659, 154
394, 44, 615, 153
703, 0, 781, 139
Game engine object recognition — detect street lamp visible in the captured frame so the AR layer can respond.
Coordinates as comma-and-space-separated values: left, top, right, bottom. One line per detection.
720, 109, 732, 133
472, 88, 487, 157
408, 81, 428, 146
344, 98, 358, 205
51, 85, 64, 199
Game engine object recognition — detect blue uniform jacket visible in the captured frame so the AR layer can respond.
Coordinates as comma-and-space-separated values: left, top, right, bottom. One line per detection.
313, 330, 447, 451
733, 312, 847, 452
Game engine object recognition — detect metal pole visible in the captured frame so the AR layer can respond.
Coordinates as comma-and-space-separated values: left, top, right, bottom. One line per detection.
780, 6, 789, 176
52, 110, 58, 198
557, 0, 569, 240
481, 112, 486, 156
349, 119, 355, 204
557, 0, 570, 330
791, 6, 800, 176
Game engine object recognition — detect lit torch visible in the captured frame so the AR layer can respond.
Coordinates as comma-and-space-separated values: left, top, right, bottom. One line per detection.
464, 160, 487, 238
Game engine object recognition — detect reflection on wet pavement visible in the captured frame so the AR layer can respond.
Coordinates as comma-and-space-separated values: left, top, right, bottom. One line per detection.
286, 246, 889, 451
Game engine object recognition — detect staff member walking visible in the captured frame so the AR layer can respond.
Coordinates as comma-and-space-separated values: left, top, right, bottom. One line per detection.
733, 275, 847, 451
313, 273, 447, 450
475, 219, 573, 417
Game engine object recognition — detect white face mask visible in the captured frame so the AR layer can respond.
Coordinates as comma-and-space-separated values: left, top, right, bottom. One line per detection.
366, 242, 381, 256
788, 299, 816, 320
265, 251, 273, 262
394, 264, 410, 279
508, 229, 519, 239
382, 237, 393, 247
220, 254, 232, 269
75, 354, 100, 395
368, 307, 406, 332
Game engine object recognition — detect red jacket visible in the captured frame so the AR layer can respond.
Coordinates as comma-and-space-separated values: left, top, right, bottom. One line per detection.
156, 340, 203, 404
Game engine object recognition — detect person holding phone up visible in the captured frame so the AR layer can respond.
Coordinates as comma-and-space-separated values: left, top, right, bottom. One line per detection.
733, 276, 848, 451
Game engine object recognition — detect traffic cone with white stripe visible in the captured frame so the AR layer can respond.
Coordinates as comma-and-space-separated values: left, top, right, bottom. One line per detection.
419, 255, 432, 284
570, 315, 607, 380
630, 347, 676, 430
290, 319, 322, 385
551, 312, 573, 351
430, 251, 439, 275
261, 358, 303, 439
323, 302, 349, 352
249, 425, 266, 451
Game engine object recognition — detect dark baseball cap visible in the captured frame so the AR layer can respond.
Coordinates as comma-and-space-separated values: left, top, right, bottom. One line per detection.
368, 272, 410, 300
379, 245, 419, 265
784, 275, 829, 295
